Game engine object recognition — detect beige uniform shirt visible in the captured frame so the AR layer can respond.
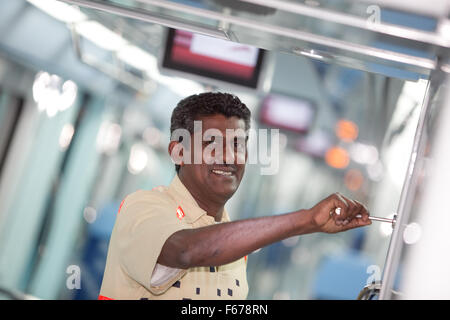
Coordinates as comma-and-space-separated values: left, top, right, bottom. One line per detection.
99, 174, 249, 300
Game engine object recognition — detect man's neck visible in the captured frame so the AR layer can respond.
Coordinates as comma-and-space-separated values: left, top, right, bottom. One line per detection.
192, 195, 225, 222
178, 173, 225, 222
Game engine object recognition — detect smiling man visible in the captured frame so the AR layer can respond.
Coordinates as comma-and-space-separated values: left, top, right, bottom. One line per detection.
99, 92, 371, 300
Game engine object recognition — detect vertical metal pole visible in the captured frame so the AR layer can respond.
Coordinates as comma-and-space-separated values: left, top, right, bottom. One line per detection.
379, 76, 434, 299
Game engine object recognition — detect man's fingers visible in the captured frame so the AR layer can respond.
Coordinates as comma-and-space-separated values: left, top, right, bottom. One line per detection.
334, 193, 348, 207
354, 200, 370, 222
342, 196, 361, 221
321, 192, 372, 233
339, 194, 359, 223
331, 194, 370, 227
344, 203, 370, 227
343, 214, 372, 230
331, 193, 351, 226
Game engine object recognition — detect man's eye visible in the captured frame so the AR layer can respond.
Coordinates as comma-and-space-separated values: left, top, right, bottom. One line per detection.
205, 138, 218, 146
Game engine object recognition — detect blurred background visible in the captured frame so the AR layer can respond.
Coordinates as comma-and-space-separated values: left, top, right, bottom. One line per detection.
0, 0, 448, 300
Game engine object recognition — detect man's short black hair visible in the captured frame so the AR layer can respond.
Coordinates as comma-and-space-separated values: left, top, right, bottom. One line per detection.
170, 92, 251, 173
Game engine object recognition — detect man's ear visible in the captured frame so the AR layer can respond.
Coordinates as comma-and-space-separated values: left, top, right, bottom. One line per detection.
168, 140, 184, 165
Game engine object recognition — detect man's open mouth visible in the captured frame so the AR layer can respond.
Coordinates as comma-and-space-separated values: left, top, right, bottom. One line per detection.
211, 169, 233, 176
210, 166, 236, 177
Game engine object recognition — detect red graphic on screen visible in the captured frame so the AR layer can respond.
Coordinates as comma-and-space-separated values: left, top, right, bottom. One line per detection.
170, 30, 255, 80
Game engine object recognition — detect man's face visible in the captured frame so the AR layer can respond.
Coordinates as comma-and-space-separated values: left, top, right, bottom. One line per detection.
175, 114, 248, 202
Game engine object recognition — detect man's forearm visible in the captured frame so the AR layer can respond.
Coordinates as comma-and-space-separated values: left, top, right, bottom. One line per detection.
160, 209, 316, 268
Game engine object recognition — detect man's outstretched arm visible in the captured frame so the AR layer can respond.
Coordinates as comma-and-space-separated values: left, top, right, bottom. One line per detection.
157, 193, 371, 269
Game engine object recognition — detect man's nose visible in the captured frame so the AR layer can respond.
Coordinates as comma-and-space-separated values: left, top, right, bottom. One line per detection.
223, 141, 236, 164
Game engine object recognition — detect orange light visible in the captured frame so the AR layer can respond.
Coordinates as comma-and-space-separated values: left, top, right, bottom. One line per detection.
344, 169, 364, 191
336, 120, 358, 142
325, 146, 350, 169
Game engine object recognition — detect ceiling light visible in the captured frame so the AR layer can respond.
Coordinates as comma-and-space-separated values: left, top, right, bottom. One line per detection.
117, 45, 159, 75
160, 77, 205, 97
350, 142, 379, 165
27, 0, 87, 24
335, 119, 359, 142
75, 20, 128, 51
32, 71, 78, 117
83, 207, 97, 224
128, 144, 149, 175
117, 46, 204, 96
59, 124, 75, 150
325, 146, 350, 169
59, 80, 78, 111
96, 122, 122, 155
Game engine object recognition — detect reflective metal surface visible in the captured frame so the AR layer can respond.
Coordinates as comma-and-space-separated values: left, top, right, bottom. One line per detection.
379, 66, 448, 299
357, 281, 381, 300
59, 0, 450, 78
332, 208, 397, 227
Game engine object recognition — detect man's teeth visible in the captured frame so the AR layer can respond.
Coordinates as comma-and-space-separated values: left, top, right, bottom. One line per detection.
212, 170, 232, 176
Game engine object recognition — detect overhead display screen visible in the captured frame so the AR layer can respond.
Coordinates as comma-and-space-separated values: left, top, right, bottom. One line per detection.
161, 28, 266, 89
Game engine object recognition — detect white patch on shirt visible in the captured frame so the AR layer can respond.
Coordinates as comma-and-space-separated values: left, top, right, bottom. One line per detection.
150, 263, 181, 287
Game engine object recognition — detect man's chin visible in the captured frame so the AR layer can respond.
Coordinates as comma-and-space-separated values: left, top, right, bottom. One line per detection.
204, 171, 242, 198
207, 184, 239, 200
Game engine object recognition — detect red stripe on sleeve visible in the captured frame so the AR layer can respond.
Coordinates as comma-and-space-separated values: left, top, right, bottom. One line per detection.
118, 198, 126, 214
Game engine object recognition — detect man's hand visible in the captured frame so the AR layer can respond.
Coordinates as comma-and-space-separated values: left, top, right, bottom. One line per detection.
307, 192, 371, 233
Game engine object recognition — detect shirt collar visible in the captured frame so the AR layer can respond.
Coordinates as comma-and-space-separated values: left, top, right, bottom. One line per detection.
167, 174, 230, 224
